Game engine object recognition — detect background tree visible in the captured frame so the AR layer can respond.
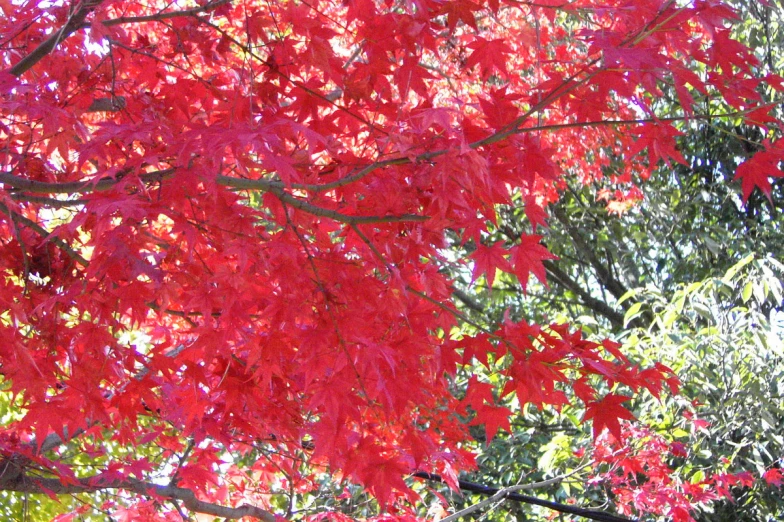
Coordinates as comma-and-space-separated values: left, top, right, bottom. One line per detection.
1, 0, 782, 521
435, 1, 784, 520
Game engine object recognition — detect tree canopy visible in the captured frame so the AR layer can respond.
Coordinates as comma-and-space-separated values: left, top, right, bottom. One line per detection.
1, 0, 783, 520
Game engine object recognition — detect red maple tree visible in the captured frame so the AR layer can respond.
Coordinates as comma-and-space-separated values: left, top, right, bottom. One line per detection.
0, 0, 781, 520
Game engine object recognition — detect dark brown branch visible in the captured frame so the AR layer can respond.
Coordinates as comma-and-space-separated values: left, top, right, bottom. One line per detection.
0, 169, 175, 194
266, 186, 428, 224
0, 201, 90, 267
10, 193, 89, 208
452, 286, 486, 313
543, 260, 625, 329
551, 206, 630, 302
0, 106, 763, 198
414, 472, 635, 522
221, 109, 760, 194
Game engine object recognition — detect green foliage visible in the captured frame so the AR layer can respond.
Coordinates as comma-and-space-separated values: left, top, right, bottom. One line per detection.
622, 255, 784, 521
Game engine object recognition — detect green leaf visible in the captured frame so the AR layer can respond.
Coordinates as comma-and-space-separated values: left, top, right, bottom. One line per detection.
624, 302, 643, 326
742, 282, 753, 303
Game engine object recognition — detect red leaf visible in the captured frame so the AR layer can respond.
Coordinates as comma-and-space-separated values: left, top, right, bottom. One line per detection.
469, 241, 513, 287
509, 235, 557, 292
583, 394, 636, 441
465, 38, 513, 79
734, 140, 784, 202
470, 404, 512, 443
763, 468, 784, 487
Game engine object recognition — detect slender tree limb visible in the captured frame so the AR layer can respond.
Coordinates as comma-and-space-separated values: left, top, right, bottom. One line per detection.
0, 109, 763, 197
0, 475, 275, 522
1, 170, 426, 224
10, 193, 89, 208
451, 286, 486, 313
0, 201, 90, 267
551, 206, 630, 302
0, 169, 175, 195
216, 109, 764, 194
255, 183, 429, 224
440, 480, 509, 522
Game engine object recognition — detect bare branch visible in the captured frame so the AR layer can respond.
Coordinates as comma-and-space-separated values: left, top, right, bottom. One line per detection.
414, 471, 635, 522
441, 463, 594, 522
0, 169, 175, 195
232, 109, 761, 194
543, 260, 626, 329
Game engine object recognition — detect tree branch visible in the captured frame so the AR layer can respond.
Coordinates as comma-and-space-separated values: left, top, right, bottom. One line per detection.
451, 286, 486, 313
413, 471, 635, 522
101, 0, 232, 27
543, 260, 626, 329
256, 183, 428, 224
0, 475, 275, 522
9, 0, 233, 77
0, 201, 90, 267
0, 169, 175, 194
218, 109, 761, 194
440, 464, 591, 522
551, 206, 631, 302
1, 107, 762, 199
1, 170, 427, 224
10, 0, 105, 77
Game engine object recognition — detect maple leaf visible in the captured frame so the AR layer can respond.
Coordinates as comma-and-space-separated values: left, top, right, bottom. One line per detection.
509, 235, 558, 292
469, 241, 513, 287
524, 194, 548, 231
583, 394, 636, 441
734, 140, 784, 202
763, 468, 784, 487
465, 38, 513, 80
470, 404, 512, 443
458, 333, 494, 367
628, 122, 687, 170
438, 0, 480, 32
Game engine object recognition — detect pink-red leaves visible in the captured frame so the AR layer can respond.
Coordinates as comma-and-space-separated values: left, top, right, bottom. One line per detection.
470, 404, 513, 443
763, 468, 784, 487
629, 122, 687, 171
